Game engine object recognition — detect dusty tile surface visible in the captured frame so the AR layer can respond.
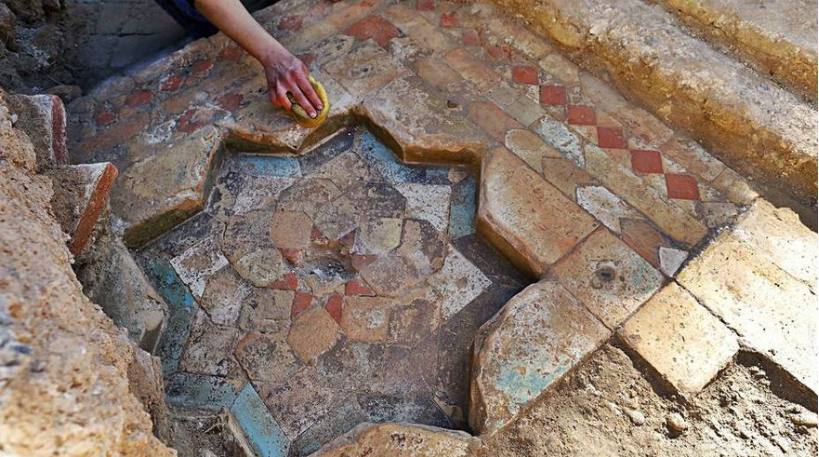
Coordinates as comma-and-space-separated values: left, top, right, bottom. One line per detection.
138, 127, 527, 455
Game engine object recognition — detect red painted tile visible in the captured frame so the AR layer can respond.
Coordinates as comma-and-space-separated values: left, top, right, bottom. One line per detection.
311, 226, 328, 244
324, 294, 344, 323
566, 105, 596, 125
95, 109, 116, 127
216, 92, 243, 112
539, 85, 567, 105
511, 65, 539, 85
124, 90, 152, 108
219, 45, 244, 62
440, 11, 458, 27
597, 126, 627, 149
278, 15, 303, 31
485, 44, 512, 61
665, 173, 700, 200
463, 29, 480, 47
416, 0, 435, 11
271, 272, 299, 290
630, 149, 664, 174
69, 163, 118, 256
190, 59, 214, 77
345, 15, 400, 48
291, 291, 314, 318
175, 108, 205, 134
345, 278, 376, 296
160, 74, 184, 92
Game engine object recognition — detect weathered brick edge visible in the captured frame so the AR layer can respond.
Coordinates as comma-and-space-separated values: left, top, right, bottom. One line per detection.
70, 163, 119, 256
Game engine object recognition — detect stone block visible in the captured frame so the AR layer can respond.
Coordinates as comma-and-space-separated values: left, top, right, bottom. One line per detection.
619, 282, 738, 394
552, 228, 664, 328
678, 203, 817, 393
46, 162, 118, 256
470, 280, 610, 434
310, 422, 481, 456
477, 147, 598, 276
6, 94, 67, 170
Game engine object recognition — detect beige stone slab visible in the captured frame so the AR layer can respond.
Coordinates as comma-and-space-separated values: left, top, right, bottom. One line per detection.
678, 228, 817, 393
731, 199, 817, 286
553, 228, 665, 328
310, 422, 481, 457
477, 147, 599, 276
470, 280, 610, 434
620, 282, 738, 394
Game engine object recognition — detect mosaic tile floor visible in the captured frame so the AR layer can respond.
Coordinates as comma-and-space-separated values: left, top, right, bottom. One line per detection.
137, 127, 527, 456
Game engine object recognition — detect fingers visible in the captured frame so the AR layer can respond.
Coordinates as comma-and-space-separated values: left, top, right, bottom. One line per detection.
272, 84, 291, 111
288, 81, 317, 118
295, 70, 323, 115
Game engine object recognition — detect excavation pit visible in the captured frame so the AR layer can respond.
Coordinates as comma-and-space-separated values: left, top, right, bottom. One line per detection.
136, 126, 528, 456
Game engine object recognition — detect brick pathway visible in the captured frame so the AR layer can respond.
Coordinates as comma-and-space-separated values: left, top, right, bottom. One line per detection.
63, 0, 814, 455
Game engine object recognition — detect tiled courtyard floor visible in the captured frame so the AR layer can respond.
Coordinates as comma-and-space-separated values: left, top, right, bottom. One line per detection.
137, 127, 527, 455
62, 0, 815, 455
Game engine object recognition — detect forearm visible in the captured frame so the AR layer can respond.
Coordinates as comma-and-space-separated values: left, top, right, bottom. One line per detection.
194, 0, 284, 65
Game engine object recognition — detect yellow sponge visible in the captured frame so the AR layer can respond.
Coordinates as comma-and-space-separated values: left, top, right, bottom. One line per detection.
287, 75, 330, 128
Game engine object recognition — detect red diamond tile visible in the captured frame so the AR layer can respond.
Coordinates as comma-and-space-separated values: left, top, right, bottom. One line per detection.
345, 15, 400, 48
417, 0, 435, 11
567, 105, 596, 125
271, 272, 299, 290
485, 44, 512, 61
345, 278, 375, 296
95, 109, 116, 127
125, 90, 152, 108
511, 65, 539, 85
665, 174, 700, 200
440, 11, 457, 27
324, 294, 343, 323
463, 29, 480, 47
539, 85, 567, 105
597, 126, 627, 149
190, 59, 214, 77
219, 46, 244, 62
630, 149, 664, 174
279, 15, 303, 32
291, 291, 314, 318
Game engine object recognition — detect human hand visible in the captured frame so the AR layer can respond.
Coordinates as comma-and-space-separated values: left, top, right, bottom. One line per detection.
261, 47, 323, 118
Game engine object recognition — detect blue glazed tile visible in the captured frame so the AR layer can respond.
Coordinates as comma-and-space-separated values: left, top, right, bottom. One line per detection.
449, 176, 477, 238
165, 372, 239, 411
231, 384, 290, 457
356, 130, 425, 184
146, 258, 196, 375
232, 154, 302, 177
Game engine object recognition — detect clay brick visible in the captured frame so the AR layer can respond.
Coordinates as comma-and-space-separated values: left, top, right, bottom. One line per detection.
279, 15, 303, 31
539, 84, 566, 105
439, 11, 457, 27
416, 0, 434, 11
566, 105, 596, 125
190, 59, 214, 77
597, 126, 627, 149
291, 291, 314, 318
665, 173, 700, 200
47, 163, 119, 256
463, 29, 480, 47
345, 15, 400, 48
125, 90, 153, 108
159, 74, 184, 92
630, 149, 664, 174
511, 65, 539, 85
